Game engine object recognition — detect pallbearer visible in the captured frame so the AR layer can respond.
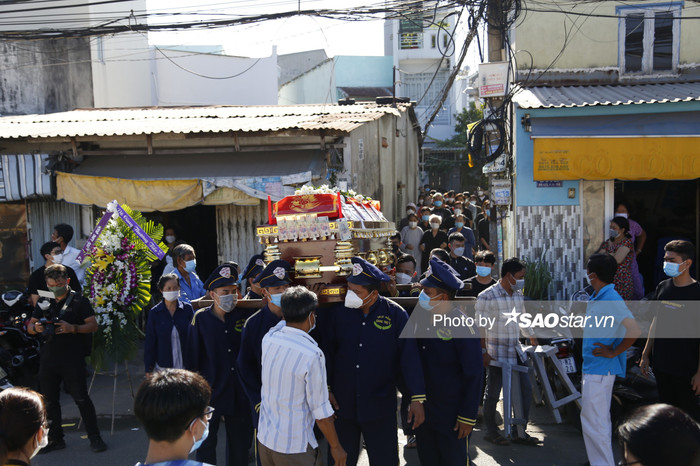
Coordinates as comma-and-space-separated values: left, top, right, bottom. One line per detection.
241, 254, 266, 299
321, 257, 426, 466
237, 259, 293, 426
415, 257, 483, 466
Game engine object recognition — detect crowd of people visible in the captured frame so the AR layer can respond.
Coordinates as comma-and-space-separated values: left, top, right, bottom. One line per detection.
9, 188, 700, 466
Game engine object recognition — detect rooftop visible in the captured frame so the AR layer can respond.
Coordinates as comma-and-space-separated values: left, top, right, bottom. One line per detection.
0, 103, 412, 139
513, 82, 700, 109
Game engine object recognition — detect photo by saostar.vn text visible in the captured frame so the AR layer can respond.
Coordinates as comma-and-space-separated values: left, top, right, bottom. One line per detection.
399, 300, 700, 339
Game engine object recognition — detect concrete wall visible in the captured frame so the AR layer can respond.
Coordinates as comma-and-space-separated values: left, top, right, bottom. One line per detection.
278, 59, 335, 105
345, 108, 420, 223
91, 34, 153, 108
514, 0, 700, 71
278, 49, 328, 86
0, 39, 94, 115
335, 56, 393, 88
153, 48, 278, 106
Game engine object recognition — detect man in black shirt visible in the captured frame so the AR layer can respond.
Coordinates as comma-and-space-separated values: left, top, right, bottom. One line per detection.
641, 240, 700, 421
461, 251, 497, 298
431, 193, 454, 231
447, 233, 476, 280
477, 201, 492, 251
27, 241, 81, 307
27, 264, 107, 453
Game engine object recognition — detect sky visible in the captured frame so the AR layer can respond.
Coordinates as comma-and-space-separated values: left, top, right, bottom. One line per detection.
145, 0, 388, 58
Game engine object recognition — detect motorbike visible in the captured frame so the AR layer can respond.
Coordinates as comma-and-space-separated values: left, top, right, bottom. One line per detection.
0, 290, 41, 390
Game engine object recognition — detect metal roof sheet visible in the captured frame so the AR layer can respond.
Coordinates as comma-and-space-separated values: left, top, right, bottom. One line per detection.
513, 82, 700, 109
0, 103, 409, 139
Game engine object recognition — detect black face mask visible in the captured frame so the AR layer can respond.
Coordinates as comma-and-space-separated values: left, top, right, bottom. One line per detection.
392, 244, 400, 253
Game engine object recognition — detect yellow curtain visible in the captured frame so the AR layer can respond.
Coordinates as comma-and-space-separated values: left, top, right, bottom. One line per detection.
533, 137, 700, 181
202, 187, 260, 206
56, 172, 203, 212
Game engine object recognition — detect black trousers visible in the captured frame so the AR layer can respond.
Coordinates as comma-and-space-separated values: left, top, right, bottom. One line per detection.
332, 416, 399, 466
39, 356, 100, 442
416, 425, 471, 466
656, 370, 700, 422
196, 412, 253, 466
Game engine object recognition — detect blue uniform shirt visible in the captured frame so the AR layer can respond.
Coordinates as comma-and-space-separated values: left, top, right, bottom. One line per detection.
321, 296, 426, 423
415, 307, 483, 431
186, 305, 253, 415
174, 269, 206, 303
583, 283, 634, 377
236, 305, 282, 425
144, 299, 194, 372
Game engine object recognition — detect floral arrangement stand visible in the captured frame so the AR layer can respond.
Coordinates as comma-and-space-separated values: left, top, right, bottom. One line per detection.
78, 201, 166, 434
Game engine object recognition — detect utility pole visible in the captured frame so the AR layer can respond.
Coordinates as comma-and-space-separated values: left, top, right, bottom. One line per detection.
486, 0, 507, 267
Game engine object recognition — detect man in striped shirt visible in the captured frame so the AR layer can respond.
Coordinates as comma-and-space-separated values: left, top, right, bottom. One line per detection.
258, 286, 347, 466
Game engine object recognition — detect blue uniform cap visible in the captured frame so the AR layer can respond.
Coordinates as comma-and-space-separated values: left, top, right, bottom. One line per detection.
204, 263, 240, 290
242, 254, 266, 280
420, 257, 464, 291
347, 256, 391, 286
253, 260, 292, 288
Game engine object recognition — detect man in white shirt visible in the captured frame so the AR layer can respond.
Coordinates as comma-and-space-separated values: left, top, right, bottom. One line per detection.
52, 223, 85, 285
258, 286, 346, 466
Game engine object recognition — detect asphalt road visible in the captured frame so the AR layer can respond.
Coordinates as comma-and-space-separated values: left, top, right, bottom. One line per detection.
29, 346, 622, 466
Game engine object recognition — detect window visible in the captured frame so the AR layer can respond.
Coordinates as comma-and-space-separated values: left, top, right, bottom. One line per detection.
431, 34, 436, 49
400, 32, 423, 49
618, 4, 681, 74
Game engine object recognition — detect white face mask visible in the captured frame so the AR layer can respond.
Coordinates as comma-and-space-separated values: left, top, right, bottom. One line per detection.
165, 235, 176, 243
395, 272, 413, 284
406, 209, 415, 215
431, 223, 440, 230
615, 212, 628, 219
162, 290, 180, 302
344, 289, 370, 309
51, 253, 63, 265
453, 208, 462, 216
32, 426, 49, 458
409, 221, 418, 229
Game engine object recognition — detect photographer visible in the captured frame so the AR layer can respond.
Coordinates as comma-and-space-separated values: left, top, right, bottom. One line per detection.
26, 264, 107, 454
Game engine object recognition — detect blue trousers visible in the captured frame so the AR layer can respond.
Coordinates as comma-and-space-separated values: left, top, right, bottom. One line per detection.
196, 412, 252, 466
416, 425, 471, 466
332, 416, 398, 466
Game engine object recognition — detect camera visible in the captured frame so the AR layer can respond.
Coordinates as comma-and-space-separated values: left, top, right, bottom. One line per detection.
38, 306, 60, 342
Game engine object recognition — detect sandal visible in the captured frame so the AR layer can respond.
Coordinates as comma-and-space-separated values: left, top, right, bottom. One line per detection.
405, 435, 417, 448
512, 434, 542, 446
484, 434, 510, 446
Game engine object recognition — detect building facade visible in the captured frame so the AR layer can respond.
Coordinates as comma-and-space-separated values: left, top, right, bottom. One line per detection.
505, 0, 700, 299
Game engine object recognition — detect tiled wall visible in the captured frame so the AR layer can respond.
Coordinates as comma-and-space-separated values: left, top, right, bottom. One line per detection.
516, 205, 583, 300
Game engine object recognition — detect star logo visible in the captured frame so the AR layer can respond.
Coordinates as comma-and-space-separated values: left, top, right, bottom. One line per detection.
502, 308, 521, 326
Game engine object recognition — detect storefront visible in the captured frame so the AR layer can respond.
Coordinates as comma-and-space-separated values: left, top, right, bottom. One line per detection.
511, 83, 700, 299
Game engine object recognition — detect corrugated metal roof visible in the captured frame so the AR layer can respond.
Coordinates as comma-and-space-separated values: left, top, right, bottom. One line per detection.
513, 82, 700, 109
0, 103, 409, 139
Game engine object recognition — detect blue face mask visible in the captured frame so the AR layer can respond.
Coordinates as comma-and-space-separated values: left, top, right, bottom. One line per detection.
268, 292, 283, 308
190, 419, 209, 453
434, 200, 443, 207
663, 261, 685, 278
455, 221, 464, 229
476, 266, 491, 277
185, 259, 197, 273
422, 215, 430, 222
418, 290, 436, 311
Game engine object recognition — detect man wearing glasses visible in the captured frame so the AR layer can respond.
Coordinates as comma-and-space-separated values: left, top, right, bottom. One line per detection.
134, 368, 215, 466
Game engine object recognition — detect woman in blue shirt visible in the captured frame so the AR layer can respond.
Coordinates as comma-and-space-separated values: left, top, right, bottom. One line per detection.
171, 244, 207, 308
144, 274, 195, 373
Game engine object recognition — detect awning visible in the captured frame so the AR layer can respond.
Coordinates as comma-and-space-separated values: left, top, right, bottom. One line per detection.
530, 111, 700, 181
533, 137, 700, 181
1, 154, 52, 202
57, 173, 203, 211
56, 150, 325, 211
